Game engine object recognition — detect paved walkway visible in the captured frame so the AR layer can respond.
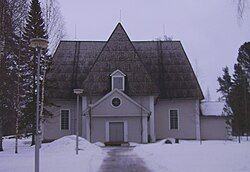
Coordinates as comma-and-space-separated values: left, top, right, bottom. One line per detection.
99, 147, 151, 172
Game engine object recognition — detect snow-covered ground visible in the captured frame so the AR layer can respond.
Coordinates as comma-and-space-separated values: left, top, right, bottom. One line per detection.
134, 138, 250, 172
1, 136, 250, 172
0, 135, 106, 172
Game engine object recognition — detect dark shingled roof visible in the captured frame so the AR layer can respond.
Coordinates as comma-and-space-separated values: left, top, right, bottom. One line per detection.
46, 23, 204, 99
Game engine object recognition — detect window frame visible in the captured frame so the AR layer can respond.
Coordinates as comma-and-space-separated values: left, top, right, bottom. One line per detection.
169, 109, 179, 130
112, 76, 125, 91
110, 97, 122, 108
60, 109, 70, 130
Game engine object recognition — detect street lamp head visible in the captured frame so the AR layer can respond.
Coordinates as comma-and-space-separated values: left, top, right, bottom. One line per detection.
30, 38, 48, 49
74, 89, 84, 95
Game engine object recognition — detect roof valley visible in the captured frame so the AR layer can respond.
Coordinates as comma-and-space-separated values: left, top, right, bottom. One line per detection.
46, 23, 203, 99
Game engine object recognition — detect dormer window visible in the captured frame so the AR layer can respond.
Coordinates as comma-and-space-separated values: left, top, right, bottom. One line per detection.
110, 69, 126, 91
113, 77, 123, 90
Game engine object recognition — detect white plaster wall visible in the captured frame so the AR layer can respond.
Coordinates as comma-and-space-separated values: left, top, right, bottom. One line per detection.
201, 116, 229, 140
43, 99, 82, 141
155, 99, 198, 140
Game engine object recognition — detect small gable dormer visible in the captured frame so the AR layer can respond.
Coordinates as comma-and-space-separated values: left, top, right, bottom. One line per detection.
110, 69, 126, 91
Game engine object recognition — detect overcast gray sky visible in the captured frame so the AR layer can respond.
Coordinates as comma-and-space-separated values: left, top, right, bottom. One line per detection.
59, 0, 250, 100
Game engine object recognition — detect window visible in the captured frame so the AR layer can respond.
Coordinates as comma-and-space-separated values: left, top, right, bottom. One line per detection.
113, 77, 123, 90
61, 110, 70, 130
110, 69, 126, 91
170, 110, 178, 130
111, 97, 121, 107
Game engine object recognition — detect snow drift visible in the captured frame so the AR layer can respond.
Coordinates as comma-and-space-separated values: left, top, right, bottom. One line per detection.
0, 135, 106, 172
42, 135, 101, 153
134, 139, 250, 172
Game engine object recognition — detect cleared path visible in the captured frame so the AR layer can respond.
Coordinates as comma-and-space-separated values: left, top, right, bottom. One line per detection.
99, 147, 151, 172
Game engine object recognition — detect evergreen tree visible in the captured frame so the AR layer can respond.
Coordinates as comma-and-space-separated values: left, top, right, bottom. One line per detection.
238, 42, 250, 70
217, 67, 233, 134
229, 64, 250, 137
0, 0, 21, 151
217, 67, 232, 100
218, 43, 250, 140
21, 0, 48, 145
237, 42, 250, 138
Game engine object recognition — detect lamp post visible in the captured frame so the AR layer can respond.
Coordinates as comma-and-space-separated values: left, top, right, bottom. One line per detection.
0, 41, 3, 152
73, 89, 83, 155
30, 38, 48, 172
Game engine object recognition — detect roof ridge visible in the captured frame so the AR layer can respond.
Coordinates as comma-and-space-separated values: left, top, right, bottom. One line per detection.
127, 34, 160, 94
132, 40, 181, 43
81, 23, 159, 95
60, 40, 106, 43
82, 23, 125, 81
60, 40, 181, 43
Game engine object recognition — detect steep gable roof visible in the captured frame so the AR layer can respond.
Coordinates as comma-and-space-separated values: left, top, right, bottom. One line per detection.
46, 41, 105, 98
80, 23, 159, 96
134, 41, 203, 99
46, 23, 203, 99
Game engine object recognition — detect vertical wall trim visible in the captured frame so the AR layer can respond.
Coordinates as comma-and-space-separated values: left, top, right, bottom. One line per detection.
105, 122, 109, 142
124, 121, 128, 142
82, 96, 87, 138
82, 96, 90, 141
195, 99, 201, 140
142, 116, 148, 143
86, 117, 90, 141
149, 96, 156, 142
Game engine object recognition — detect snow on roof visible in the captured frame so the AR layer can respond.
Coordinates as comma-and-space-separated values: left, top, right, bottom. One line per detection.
200, 101, 226, 116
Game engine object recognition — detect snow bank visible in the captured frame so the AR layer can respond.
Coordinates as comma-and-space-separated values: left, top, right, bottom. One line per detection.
0, 135, 106, 172
134, 140, 250, 172
42, 135, 100, 153
94, 142, 105, 147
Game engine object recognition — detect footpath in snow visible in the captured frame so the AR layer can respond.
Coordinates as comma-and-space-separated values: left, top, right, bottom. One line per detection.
0, 135, 106, 172
134, 139, 250, 172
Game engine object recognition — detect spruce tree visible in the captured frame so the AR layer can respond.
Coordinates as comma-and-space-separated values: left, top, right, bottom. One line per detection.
217, 66, 232, 99
0, 0, 21, 151
238, 42, 250, 71
218, 42, 250, 140
21, 0, 48, 146
229, 64, 250, 139
217, 67, 233, 134
237, 42, 250, 138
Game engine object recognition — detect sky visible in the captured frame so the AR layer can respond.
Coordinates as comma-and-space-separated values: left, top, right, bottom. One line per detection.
59, 0, 250, 100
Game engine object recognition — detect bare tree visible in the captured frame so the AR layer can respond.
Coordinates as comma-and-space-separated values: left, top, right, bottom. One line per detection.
155, 35, 173, 41
41, 0, 66, 54
38, 0, 65, 124
236, 0, 248, 20
205, 87, 211, 101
